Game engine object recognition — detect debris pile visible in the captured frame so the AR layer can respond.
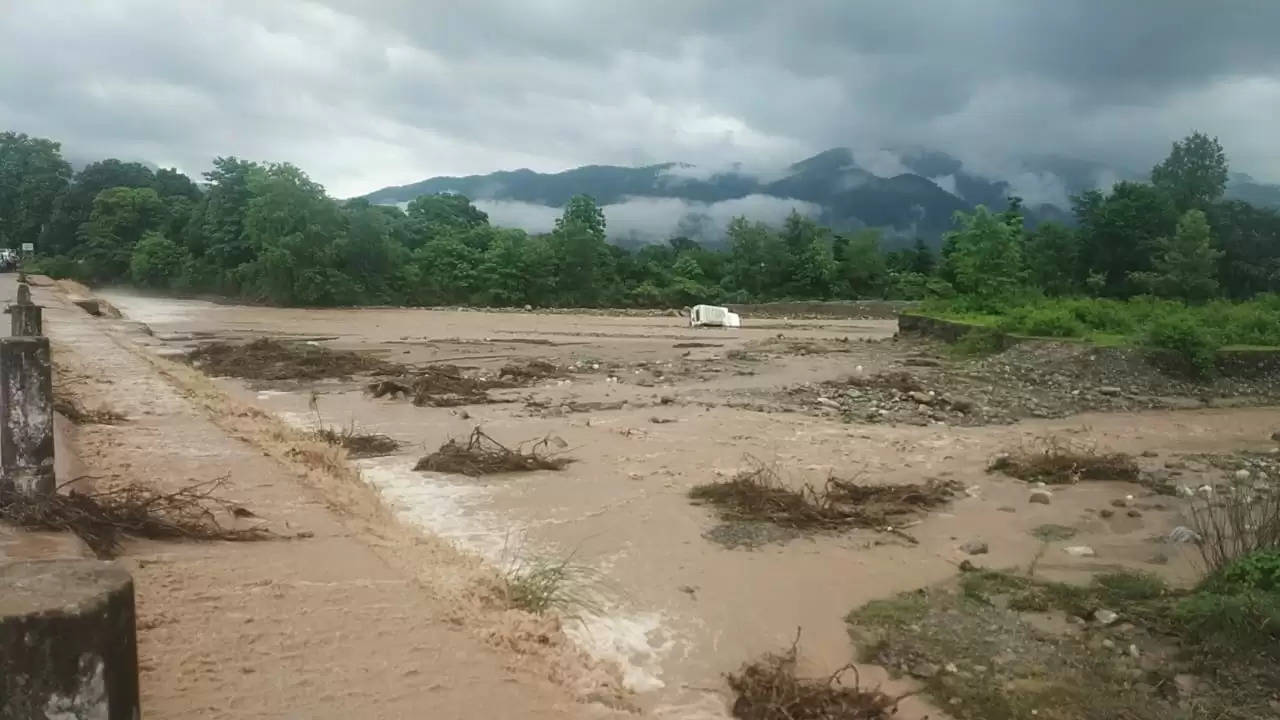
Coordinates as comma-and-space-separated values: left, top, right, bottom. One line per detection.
414, 427, 574, 476
53, 394, 127, 425
0, 479, 273, 558
989, 440, 1140, 484
727, 639, 898, 720
690, 462, 962, 540
313, 425, 401, 458
187, 338, 391, 381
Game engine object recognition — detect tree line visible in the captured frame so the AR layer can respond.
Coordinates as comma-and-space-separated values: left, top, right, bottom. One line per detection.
0, 130, 1277, 308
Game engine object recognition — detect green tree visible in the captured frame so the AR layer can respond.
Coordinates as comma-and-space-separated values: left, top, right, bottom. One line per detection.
1024, 221, 1081, 295
1072, 181, 1177, 295
1151, 131, 1229, 212
191, 157, 260, 270
130, 231, 189, 288
73, 186, 167, 282
1207, 200, 1280, 298
834, 229, 887, 297
552, 195, 611, 305
1129, 209, 1222, 301
942, 205, 1025, 304
40, 159, 155, 256
0, 132, 72, 250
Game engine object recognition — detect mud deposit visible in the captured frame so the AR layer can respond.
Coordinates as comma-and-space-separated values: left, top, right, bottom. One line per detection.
99, 290, 1280, 719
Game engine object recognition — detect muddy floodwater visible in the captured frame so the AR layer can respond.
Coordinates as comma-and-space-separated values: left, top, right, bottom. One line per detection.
98, 290, 1279, 718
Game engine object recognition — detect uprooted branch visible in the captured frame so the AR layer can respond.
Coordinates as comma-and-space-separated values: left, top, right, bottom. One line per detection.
727, 632, 899, 720
988, 437, 1139, 484
53, 393, 127, 425
313, 424, 401, 458
414, 427, 574, 476
689, 460, 962, 538
0, 478, 275, 558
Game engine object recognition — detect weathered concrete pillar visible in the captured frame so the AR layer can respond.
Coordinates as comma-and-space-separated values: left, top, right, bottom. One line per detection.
11, 303, 42, 337
10, 282, 42, 337
0, 560, 141, 720
0, 336, 54, 496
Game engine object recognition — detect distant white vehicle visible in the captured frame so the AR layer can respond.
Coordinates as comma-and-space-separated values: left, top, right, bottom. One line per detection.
689, 304, 741, 328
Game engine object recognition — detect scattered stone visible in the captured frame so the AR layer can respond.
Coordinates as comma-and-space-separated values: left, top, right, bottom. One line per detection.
909, 662, 940, 679
1234, 468, 1251, 481
1127, 644, 1141, 659
523, 304, 533, 311
1098, 386, 1122, 396
1110, 498, 1128, 508
816, 397, 841, 410
1126, 509, 1142, 518
1272, 431, 1280, 442
907, 391, 933, 406
1065, 546, 1097, 558
947, 397, 976, 414
1094, 609, 1119, 626
1067, 615, 1086, 626
1168, 526, 1200, 544
1099, 508, 1115, 518
958, 560, 978, 572
997, 506, 1016, 513
1147, 552, 1170, 565
1101, 638, 1116, 649
960, 540, 989, 555
943, 662, 959, 674
1140, 450, 1158, 458
1028, 489, 1052, 505
1174, 674, 1200, 697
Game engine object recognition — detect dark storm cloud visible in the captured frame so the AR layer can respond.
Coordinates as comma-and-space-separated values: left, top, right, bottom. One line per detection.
2, 0, 1278, 198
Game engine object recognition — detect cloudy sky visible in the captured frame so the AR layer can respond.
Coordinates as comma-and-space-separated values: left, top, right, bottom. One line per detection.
2, 1, 1278, 198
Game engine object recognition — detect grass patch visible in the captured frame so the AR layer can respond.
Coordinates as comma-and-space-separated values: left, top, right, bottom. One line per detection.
0, 478, 274, 558
500, 553, 604, 618
689, 461, 962, 538
726, 636, 899, 720
850, 569, 1277, 720
187, 338, 391, 381
414, 427, 574, 476
988, 438, 1139, 484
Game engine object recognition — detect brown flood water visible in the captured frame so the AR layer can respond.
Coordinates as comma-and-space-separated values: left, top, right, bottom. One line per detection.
98, 290, 1278, 719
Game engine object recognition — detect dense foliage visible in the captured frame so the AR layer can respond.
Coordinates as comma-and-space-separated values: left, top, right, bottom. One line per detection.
3, 130, 1279, 315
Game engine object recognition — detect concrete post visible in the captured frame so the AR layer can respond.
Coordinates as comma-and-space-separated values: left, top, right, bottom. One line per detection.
0, 336, 54, 496
0, 560, 141, 720
10, 282, 42, 337
11, 304, 42, 337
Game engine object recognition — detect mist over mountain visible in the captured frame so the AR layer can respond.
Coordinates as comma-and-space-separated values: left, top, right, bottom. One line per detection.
362, 147, 1280, 248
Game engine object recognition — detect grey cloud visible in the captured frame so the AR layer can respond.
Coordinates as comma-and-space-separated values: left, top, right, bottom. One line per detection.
1, 0, 1279, 199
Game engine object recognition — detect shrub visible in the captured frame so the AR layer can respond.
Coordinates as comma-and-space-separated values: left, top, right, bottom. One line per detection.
1144, 311, 1219, 375
1173, 590, 1280, 655
1213, 550, 1280, 594
999, 306, 1087, 338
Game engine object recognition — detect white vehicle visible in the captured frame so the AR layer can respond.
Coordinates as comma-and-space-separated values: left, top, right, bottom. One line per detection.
689, 304, 741, 328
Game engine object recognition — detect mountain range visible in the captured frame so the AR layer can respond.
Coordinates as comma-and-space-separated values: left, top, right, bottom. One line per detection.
361, 148, 1280, 249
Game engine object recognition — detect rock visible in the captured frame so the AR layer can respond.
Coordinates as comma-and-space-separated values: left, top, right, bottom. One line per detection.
1098, 386, 1122, 396
1127, 509, 1142, 518
997, 506, 1016, 513
907, 391, 934, 406
523, 304, 533, 311
816, 397, 841, 410
1234, 469, 1251, 481
1140, 450, 1158, 458
1029, 489, 1053, 505
1101, 638, 1116, 649
1168, 526, 1200, 543
943, 662, 958, 674
1067, 615, 1086, 626
960, 540, 989, 555
1030, 481, 1047, 490
1099, 508, 1115, 518
1065, 545, 1097, 557
1110, 498, 1128, 508
948, 397, 976, 414
1272, 431, 1280, 442
1174, 673, 1200, 697
1094, 609, 1119, 625
1127, 644, 1141, 659
958, 560, 978, 572
909, 662, 939, 679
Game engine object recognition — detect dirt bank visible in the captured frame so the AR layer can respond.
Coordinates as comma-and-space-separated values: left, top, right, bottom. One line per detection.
15, 278, 627, 719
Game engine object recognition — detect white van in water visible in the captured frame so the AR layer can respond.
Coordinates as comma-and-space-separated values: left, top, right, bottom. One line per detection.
689, 304, 741, 328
